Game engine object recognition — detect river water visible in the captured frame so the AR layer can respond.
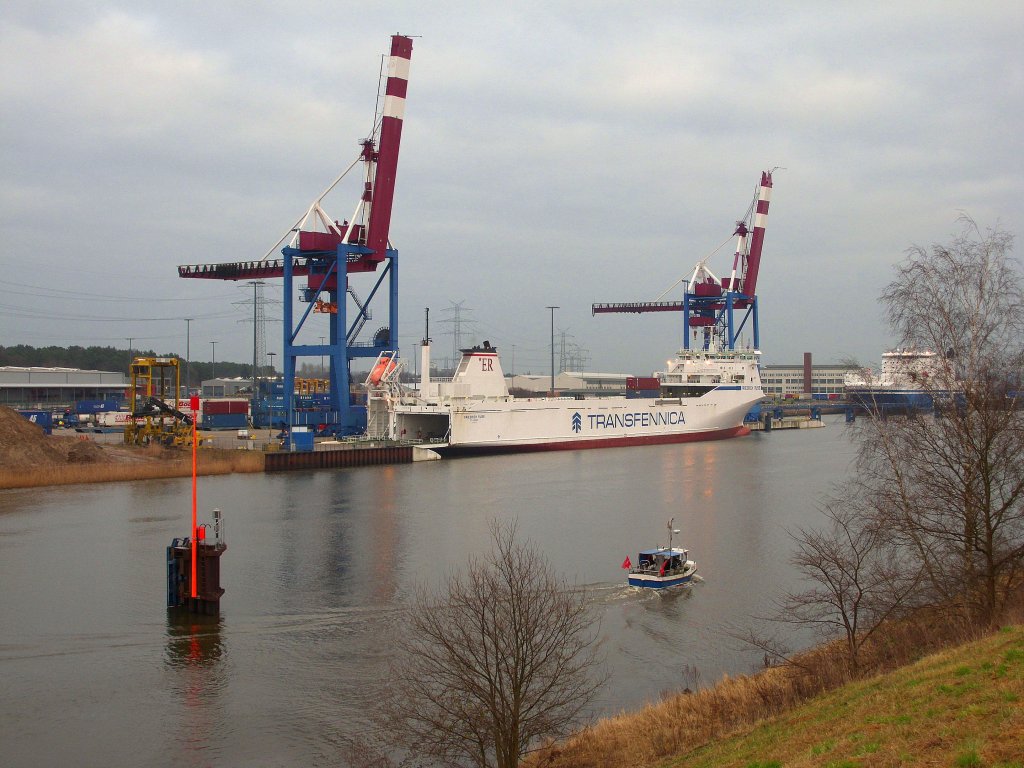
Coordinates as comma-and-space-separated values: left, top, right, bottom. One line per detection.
0, 417, 856, 767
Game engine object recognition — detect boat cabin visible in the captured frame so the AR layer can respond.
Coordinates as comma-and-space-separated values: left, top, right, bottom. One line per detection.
636, 547, 689, 573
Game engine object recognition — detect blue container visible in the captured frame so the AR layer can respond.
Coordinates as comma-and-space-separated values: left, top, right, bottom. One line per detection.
75, 399, 121, 414
291, 429, 314, 452
201, 413, 248, 430
18, 410, 53, 434
626, 389, 660, 399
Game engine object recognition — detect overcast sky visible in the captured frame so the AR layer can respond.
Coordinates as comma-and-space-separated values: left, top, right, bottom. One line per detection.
2, 1, 1021, 376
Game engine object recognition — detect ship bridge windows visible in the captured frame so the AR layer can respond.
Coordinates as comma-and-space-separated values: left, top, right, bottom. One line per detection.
661, 384, 715, 398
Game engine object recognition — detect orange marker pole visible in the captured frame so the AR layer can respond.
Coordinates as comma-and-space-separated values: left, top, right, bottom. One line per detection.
190, 395, 199, 600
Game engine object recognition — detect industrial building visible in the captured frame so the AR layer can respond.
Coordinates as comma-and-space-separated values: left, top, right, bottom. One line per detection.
201, 377, 254, 398
761, 353, 854, 397
0, 367, 128, 409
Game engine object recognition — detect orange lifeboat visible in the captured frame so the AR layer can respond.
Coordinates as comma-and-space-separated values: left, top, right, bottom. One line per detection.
368, 356, 395, 385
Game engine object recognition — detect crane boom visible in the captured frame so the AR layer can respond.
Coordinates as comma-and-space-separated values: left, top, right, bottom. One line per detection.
178, 35, 414, 283
364, 35, 413, 268
592, 302, 683, 314
740, 170, 773, 297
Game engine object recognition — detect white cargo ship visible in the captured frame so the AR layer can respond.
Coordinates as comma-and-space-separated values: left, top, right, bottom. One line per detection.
365, 340, 762, 455
365, 169, 775, 455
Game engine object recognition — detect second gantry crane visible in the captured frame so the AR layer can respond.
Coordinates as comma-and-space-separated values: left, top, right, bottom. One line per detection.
176, 35, 414, 436
593, 170, 774, 353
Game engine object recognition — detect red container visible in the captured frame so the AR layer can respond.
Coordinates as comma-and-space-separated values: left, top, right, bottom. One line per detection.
627, 377, 660, 390
203, 399, 249, 415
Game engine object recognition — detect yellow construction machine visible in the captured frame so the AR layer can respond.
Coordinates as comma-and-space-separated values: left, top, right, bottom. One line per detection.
124, 357, 196, 447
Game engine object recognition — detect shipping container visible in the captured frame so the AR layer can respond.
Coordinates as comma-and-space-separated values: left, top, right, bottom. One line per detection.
291, 426, 314, 452
96, 411, 133, 428
75, 399, 122, 414
18, 410, 53, 434
202, 399, 250, 416
625, 389, 660, 399
627, 377, 660, 390
202, 413, 249, 430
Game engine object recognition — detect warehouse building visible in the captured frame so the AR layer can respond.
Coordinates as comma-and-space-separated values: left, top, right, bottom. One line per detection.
0, 367, 128, 409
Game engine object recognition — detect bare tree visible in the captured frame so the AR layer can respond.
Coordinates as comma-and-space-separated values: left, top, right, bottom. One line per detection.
382, 520, 604, 768
854, 219, 1024, 626
779, 489, 922, 673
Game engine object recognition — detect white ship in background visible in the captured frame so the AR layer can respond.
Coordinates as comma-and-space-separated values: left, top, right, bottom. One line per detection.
366, 170, 776, 456
844, 348, 956, 410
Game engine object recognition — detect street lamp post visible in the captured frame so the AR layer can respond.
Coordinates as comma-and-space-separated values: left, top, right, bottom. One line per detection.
126, 337, 133, 371
546, 306, 559, 393
246, 280, 264, 422
184, 318, 193, 398
267, 351, 277, 429
210, 341, 218, 380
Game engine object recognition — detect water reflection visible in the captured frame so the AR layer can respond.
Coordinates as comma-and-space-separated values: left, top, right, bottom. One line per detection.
164, 611, 227, 764
164, 611, 225, 668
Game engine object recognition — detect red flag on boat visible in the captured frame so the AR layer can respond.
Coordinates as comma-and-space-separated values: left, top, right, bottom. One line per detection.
621, 556, 631, 569
659, 560, 667, 576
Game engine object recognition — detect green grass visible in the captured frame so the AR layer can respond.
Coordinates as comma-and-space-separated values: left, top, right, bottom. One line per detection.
664, 626, 1024, 768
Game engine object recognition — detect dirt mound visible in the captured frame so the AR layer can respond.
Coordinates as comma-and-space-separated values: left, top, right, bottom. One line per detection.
65, 439, 110, 464
0, 406, 133, 469
0, 407, 262, 489
0, 406, 67, 468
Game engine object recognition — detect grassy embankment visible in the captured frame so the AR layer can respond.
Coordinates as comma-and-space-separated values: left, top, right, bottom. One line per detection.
0, 447, 265, 489
675, 626, 1024, 768
531, 622, 1024, 768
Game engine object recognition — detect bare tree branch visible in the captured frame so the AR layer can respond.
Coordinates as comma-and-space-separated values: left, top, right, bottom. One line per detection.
855, 220, 1024, 626
375, 520, 605, 768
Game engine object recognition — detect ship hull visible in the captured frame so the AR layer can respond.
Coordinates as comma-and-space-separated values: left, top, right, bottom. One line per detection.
392, 386, 762, 456
627, 571, 696, 589
434, 424, 750, 456
846, 388, 954, 411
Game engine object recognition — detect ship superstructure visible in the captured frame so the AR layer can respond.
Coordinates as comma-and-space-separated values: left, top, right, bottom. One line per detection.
844, 348, 956, 410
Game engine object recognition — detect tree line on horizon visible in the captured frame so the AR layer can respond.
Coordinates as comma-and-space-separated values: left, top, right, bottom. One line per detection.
0, 344, 257, 381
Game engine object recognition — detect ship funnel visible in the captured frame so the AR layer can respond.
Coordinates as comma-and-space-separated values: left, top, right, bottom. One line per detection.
452, 342, 509, 398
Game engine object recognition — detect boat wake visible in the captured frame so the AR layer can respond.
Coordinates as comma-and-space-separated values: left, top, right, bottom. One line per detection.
583, 577, 702, 607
